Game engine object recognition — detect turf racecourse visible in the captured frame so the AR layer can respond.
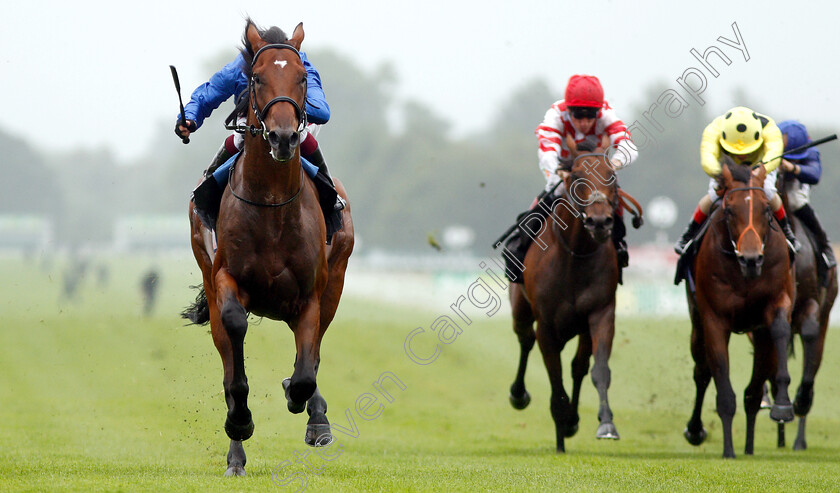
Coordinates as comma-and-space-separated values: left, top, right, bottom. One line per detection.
2, 254, 840, 492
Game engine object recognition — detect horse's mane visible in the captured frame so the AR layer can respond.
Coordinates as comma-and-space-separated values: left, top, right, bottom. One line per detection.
240, 18, 289, 76
228, 19, 290, 123
718, 154, 752, 187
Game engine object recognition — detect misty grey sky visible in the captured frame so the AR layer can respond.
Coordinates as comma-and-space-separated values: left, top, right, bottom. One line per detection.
1, 0, 837, 161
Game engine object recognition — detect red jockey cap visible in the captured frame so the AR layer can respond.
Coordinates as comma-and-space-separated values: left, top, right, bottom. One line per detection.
565, 75, 604, 108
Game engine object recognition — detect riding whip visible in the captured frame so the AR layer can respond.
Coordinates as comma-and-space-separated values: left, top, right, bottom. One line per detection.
169, 65, 190, 144
752, 134, 837, 169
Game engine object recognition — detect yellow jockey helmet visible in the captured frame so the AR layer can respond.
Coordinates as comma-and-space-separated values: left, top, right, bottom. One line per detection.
719, 106, 764, 155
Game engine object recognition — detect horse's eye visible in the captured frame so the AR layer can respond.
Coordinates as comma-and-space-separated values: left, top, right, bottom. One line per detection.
300, 76, 307, 85
253, 75, 262, 85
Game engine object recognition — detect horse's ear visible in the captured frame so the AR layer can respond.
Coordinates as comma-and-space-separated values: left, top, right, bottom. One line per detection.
246, 22, 265, 53
597, 134, 610, 152
288, 22, 304, 50
565, 134, 577, 155
720, 161, 733, 186
755, 164, 767, 183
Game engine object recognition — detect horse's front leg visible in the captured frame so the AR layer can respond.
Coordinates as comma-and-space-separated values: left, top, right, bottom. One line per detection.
567, 332, 592, 438
536, 323, 572, 453
794, 299, 823, 450
588, 304, 618, 440
685, 302, 711, 446
744, 328, 775, 455
701, 311, 736, 458
211, 269, 253, 476
286, 298, 322, 412
766, 302, 794, 424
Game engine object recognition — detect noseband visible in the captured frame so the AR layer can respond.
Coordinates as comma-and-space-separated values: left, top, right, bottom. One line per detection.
570, 153, 619, 218
722, 185, 769, 256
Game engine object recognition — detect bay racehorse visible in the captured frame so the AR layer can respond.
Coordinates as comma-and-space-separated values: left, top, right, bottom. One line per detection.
182, 20, 354, 476
683, 158, 794, 458
508, 135, 622, 452
773, 172, 837, 450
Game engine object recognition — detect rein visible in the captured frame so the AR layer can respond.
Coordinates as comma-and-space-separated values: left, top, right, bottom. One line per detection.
228, 160, 304, 207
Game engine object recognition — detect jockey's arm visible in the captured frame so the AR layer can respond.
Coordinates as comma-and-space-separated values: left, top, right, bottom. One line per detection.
300, 52, 330, 125
760, 120, 784, 173
180, 53, 248, 131
788, 148, 822, 185
536, 105, 564, 185
600, 108, 638, 169
700, 117, 724, 177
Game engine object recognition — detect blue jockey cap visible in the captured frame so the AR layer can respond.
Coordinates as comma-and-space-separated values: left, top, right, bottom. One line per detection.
778, 120, 811, 159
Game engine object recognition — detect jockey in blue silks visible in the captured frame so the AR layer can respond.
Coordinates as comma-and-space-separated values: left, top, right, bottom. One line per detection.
777, 120, 836, 268
175, 35, 344, 236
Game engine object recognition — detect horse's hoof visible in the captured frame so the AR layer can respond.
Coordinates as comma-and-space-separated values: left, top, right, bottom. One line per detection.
794, 437, 807, 451
684, 427, 707, 446
224, 465, 246, 477
283, 378, 306, 414
509, 390, 531, 410
770, 404, 795, 423
564, 422, 579, 438
305, 423, 333, 447
596, 422, 619, 440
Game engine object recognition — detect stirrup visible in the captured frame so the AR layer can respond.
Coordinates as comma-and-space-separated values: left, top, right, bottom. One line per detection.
334, 194, 346, 211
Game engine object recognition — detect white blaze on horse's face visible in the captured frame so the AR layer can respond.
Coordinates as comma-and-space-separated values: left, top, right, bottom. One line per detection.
274, 60, 288, 68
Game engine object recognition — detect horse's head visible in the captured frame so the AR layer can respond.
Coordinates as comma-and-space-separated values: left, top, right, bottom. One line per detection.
243, 20, 307, 162
563, 135, 618, 243
718, 158, 772, 278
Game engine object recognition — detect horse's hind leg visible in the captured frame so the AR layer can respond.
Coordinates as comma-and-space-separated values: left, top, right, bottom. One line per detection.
509, 284, 535, 410
589, 307, 618, 440
685, 300, 711, 446
305, 386, 333, 447
794, 300, 824, 450
210, 270, 253, 476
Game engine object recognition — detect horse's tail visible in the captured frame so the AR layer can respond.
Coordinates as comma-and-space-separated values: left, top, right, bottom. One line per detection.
181, 284, 210, 325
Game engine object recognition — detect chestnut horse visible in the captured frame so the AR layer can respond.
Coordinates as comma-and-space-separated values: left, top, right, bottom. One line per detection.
508, 136, 622, 452
182, 21, 354, 476
773, 173, 837, 450
683, 159, 794, 458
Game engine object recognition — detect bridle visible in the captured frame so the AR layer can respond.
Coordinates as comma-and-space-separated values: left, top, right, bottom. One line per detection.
721, 184, 770, 257
226, 43, 308, 138
226, 43, 308, 208
553, 153, 619, 257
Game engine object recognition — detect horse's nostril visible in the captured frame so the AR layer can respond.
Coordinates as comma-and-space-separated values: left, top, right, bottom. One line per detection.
289, 132, 299, 148
584, 217, 594, 227
267, 130, 281, 147
604, 217, 614, 227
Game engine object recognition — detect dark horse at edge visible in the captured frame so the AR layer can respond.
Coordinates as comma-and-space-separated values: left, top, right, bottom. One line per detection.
773, 171, 837, 450
182, 20, 354, 476
508, 136, 624, 453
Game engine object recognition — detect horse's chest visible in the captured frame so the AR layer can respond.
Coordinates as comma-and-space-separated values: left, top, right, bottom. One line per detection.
226, 249, 321, 317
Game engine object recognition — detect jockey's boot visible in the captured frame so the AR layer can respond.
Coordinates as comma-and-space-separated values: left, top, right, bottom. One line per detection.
613, 211, 629, 268
205, 143, 232, 178
794, 204, 836, 268
191, 175, 223, 231
306, 146, 346, 211
674, 218, 703, 255
502, 201, 551, 283
304, 145, 344, 244
778, 215, 802, 253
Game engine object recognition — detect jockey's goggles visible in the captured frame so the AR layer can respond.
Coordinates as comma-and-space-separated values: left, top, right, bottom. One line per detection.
570, 107, 599, 119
